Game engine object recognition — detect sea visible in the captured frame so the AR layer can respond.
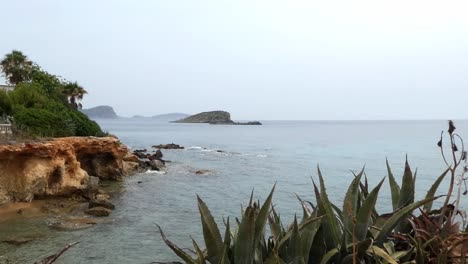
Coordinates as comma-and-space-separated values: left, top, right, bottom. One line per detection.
1, 119, 467, 263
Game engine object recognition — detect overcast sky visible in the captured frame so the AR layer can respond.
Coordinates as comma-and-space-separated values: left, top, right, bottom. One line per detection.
1, 0, 467, 120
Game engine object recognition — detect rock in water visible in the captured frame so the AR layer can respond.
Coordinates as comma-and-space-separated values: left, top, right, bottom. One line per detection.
195, 170, 213, 175
152, 143, 184, 150
147, 160, 166, 171
154, 149, 163, 158
88, 199, 115, 210
2, 236, 36, 245
85, 207, 112, 217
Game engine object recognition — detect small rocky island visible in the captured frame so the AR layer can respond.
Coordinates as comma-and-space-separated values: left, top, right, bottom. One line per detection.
173, 111, 262, 125
81, 105, 119, 119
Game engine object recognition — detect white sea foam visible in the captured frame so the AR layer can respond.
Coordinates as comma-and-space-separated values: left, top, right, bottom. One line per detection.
144, 170, 166, 175
186, 146, 204, 150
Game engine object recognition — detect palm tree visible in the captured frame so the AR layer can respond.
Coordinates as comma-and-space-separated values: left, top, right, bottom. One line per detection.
0, 50, 33, 85
62, 82, 88, 109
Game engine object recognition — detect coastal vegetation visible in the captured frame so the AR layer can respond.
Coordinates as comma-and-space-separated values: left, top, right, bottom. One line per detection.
0, 50, 103, 137
159, 121, 468, 263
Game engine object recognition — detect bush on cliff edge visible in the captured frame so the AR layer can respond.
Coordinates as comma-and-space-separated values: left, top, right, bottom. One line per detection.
0, 50, 104, 137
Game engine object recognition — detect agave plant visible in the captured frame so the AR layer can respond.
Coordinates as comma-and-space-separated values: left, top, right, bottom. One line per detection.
158, 164, 444, 264
307, 166, 442, 264
158, 121, 468, 264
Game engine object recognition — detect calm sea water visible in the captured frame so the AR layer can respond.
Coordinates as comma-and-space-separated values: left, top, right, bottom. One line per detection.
1, 119, 467, 263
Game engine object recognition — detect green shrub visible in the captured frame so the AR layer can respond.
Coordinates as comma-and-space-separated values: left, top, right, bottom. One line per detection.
0, 90, 12, 116
13, 106, 73, 137
66, 110, 103, 136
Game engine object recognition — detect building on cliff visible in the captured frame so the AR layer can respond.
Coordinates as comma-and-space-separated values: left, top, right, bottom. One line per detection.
0, 85, 14, 92
0, 85, 14, 134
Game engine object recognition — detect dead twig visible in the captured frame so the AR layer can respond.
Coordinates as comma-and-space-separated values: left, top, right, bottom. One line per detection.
34, 241, 80, 264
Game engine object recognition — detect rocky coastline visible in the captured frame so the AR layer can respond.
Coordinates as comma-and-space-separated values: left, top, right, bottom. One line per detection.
0, 136, 173, 238
0, 136, 143, 204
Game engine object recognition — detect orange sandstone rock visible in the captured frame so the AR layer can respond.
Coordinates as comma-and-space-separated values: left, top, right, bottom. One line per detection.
0, 137, 139, 203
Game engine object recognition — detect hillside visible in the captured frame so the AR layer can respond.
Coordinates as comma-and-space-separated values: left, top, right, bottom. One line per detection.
152, 113, 190, 121
82, 106, 118, 119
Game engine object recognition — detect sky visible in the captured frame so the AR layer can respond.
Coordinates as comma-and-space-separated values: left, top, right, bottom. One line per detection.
1, 0, 467, 120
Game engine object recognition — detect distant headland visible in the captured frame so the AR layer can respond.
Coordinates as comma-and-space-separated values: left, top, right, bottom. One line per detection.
173, 111, 262, 125
81, 106, 118, 119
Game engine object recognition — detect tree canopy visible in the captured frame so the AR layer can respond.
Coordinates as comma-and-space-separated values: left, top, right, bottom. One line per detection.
0, 50, 33, 85
0, 50, 103, 137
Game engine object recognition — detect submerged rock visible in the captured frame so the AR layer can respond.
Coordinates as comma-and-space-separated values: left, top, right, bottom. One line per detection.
2, 236, 37, 245
49, 218, 99, 231
194, 170, 213, 175
236, 121, 262, 125
85, 207, 111, 217
88, 199, 115, 210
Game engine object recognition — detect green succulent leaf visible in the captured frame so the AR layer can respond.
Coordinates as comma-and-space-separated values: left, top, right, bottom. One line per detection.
315, 166, 342, 249
233, 206, 256, 264
191, 238, 207, 264
264, 249, 287, 264
197, 195, 224, 263
255, 185, 276, 245
423, 167, 450, 212
398, 160, 414, 208
396, 160, 415, 232
375, 195, 441, 245
300, 211, 321, 263
368, 245, 398, 264
319, 248, 339, 264
277, 215, 323, 248
343, 166, 365, 244
287, 216, 305, 264
355, 178, 385, 241
157, 224, 197, 264
386, 159, 401, 211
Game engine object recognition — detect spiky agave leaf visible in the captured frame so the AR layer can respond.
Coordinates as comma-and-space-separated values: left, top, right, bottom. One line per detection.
285, 216, 305, 264
197, 195, 224, 263
157, 224, 197, 264
375, 195, 442, 245
314, 166, 342, 249
299, 211, 321, 263
398, 160, 415, 209
343, 167, 365, 244
277, 215, 324, 248
233, 205, 256, 263
386, 159, 401, 211
254, 185, 276, 246
355, 178, 385, 241
423, 168, 450, 212
191, 238, 207, 264
367, 245, 398, 264
268, 206, 284, 240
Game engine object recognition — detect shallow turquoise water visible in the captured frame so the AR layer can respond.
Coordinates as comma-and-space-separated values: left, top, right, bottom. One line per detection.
1, 120, 467, 263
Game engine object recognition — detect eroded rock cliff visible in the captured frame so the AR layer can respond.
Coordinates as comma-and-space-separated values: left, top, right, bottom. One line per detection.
0, 137, 140, 204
